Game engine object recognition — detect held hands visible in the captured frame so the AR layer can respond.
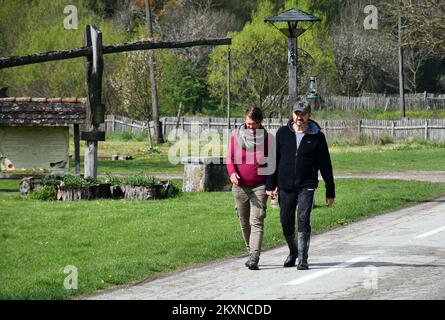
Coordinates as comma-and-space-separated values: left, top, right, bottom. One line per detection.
266, 187, 279, 199
230, 173, 240, 185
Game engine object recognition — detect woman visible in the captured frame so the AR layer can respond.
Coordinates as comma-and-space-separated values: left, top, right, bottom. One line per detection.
226, 107, 269, 270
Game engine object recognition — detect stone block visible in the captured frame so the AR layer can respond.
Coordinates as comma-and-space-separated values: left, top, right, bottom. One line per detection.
182, 156, 230, 192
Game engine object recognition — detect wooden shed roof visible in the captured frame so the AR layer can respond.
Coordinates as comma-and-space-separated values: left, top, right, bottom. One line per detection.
0, 97, 86, 126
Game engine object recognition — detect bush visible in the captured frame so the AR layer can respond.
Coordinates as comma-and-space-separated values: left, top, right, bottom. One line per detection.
28, 186, 56, 201
379, 134, 394, 145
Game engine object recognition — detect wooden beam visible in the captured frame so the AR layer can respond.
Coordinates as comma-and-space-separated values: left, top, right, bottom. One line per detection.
0, 38, 232, 69
80, 131, 105, 141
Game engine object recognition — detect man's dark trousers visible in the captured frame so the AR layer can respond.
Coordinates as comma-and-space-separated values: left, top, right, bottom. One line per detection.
279, 187, 315, 236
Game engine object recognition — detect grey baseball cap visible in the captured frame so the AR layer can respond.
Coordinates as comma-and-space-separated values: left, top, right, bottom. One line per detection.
292, 101, 311, 113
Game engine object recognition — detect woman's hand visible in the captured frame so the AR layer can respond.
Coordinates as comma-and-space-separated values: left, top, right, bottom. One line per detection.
230, 172, 240, 185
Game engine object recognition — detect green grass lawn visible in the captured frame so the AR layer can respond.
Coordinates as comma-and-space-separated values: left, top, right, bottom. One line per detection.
69, 156, 181, 175
331, 145, 445, 172
1, 178, 445, 299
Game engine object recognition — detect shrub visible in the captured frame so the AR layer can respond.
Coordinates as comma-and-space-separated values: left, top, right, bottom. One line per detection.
379, 134, 394, 145
28, 186, 56, 201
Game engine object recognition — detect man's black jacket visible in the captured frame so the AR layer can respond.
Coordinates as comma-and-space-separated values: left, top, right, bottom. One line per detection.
266, 119, 335, 198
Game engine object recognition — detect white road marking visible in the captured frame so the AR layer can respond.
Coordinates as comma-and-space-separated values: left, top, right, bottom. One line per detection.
284, 256, 369, 286
414, 225, 445, 239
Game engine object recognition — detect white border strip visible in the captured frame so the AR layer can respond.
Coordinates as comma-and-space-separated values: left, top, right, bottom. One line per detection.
415, 226, 445, 239
284, 256, 369, 286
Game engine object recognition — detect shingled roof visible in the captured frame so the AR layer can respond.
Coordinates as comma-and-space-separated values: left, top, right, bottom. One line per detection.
0, 97, 86, 126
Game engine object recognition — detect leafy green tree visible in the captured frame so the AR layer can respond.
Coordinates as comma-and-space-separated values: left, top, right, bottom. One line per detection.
0, 0, 131, 100
207, 0, 338, 116
159, 52, 210, 115
208, 1, 288, 116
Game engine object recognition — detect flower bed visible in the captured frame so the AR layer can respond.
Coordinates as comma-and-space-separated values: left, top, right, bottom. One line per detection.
20, 174, 177, 201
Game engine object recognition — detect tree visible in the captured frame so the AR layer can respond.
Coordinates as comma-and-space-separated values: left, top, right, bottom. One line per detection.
404, 44, 435, 93
382, 0, 445, 95
108, 50, 153, 120
208, 1, 288, 116
400, 0, 445, 56
159, 52, 209, 115
326, 0, 400, 95
145, 0, 164, 144
159, 1, 239, 68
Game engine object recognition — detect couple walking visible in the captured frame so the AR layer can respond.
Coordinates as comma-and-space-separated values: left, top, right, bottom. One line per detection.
226, 102, 335, 270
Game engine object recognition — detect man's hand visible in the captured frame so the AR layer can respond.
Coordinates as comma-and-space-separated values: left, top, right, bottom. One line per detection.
326, 197, 335, 208
230, 172, 240, 185
266, 187, 279, 199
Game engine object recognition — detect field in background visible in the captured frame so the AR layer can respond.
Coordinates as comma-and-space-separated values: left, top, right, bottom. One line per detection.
66, 132, 445, 175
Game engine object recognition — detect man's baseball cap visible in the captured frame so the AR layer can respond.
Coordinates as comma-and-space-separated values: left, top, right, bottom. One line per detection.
293, 101, 311, 114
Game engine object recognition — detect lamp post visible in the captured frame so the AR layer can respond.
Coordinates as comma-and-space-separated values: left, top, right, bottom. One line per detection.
265, 8, 320, 116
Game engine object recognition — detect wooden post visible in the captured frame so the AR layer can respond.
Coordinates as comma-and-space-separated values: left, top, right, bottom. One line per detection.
162, 118, 167, 137
73, 124, 80, 175
181, 116, 185, 132
424, 120, 429, 140
84, 25, 104, 179
174, 103, 183, 139
398, 14, 406, 118
358, 119, 362, 134
391, 121, 396, 137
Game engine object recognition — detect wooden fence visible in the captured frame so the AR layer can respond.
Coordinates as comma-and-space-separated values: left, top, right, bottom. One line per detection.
321, 95, 445, 110
105, 115, 445, 141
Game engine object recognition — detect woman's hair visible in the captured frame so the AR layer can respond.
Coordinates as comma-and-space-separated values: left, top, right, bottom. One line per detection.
245, 107, 263, 123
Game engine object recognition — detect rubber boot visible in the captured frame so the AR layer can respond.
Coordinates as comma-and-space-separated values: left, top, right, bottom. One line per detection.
283, 234, 298, 267
297, 232, 311, 270
246, 251, 260, 270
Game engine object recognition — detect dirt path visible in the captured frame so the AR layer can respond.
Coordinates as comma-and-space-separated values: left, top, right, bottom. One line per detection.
334, 171, 445, 183
149, 171, 445, 183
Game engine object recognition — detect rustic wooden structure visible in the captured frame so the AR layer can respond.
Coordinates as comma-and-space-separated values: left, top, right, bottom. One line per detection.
0, 25, 230, 178
0, 97, 86, 173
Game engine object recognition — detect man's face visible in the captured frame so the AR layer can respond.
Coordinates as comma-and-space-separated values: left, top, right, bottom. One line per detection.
245, 116, 261, 133
293, 111, 310, 126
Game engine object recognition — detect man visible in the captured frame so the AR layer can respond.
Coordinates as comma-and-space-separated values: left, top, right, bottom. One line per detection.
266, 101, 335, 270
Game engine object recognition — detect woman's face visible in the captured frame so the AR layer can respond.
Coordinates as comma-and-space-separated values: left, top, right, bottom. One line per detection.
245, 116, 261, 133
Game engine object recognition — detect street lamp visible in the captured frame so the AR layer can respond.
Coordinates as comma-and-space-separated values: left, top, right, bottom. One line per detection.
265, 8, 320, 116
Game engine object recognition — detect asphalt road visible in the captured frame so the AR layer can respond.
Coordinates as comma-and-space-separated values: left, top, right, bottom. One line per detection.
88, 195, 445, 300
